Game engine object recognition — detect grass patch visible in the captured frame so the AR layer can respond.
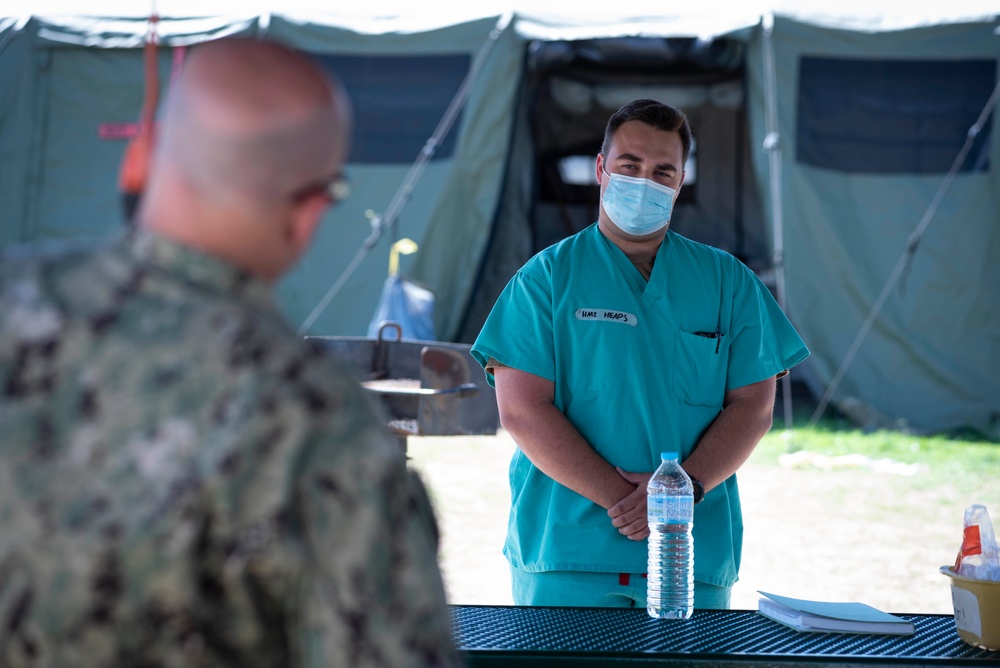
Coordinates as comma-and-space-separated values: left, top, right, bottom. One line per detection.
755, 416, 1000, 496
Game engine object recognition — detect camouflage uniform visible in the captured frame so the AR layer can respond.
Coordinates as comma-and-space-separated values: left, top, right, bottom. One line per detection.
0, 231, 462, 668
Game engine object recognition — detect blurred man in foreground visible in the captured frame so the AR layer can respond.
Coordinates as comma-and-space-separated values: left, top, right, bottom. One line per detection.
0, 38, 460, 667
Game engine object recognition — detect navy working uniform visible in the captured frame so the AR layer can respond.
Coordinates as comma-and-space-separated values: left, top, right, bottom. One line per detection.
0, 231, 461, 668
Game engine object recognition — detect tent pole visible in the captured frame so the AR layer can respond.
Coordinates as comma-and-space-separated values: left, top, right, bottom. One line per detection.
762, 13, 793, 431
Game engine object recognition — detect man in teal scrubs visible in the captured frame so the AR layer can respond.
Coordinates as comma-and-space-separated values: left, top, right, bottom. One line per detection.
472, 99, 809, 609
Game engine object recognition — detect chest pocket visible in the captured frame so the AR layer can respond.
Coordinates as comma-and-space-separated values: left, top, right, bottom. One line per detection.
671, 330, 728, 407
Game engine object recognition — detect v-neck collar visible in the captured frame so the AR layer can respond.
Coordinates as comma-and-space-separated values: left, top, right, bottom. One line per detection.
594, 224, 672, 306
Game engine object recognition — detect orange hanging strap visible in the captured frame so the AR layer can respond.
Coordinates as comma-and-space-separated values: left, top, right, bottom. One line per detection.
118, 12, 160, 195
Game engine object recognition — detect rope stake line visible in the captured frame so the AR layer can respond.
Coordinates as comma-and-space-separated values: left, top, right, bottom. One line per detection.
297, 14, 513, 336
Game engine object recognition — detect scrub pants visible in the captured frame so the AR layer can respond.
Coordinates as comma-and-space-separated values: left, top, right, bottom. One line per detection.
511, 567, 732, 609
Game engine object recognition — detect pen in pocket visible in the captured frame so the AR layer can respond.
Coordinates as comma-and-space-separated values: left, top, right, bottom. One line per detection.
693, 328, 723, 354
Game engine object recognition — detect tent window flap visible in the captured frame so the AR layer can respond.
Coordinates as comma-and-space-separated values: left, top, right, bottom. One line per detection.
796, 57, 995, 174
318, 54, 470, 164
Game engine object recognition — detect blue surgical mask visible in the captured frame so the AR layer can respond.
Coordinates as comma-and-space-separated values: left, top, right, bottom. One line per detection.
601, 170, 676, 236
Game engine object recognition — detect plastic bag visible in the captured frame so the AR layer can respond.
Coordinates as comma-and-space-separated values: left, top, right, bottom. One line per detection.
367, 274, 435, 341
955, 504, 1000, 581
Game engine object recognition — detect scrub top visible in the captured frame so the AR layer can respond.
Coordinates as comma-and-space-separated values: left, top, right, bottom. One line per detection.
472, 223, 809, 587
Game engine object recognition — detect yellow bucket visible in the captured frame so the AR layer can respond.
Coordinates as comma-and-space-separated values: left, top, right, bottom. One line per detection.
940, 565, 1000, 651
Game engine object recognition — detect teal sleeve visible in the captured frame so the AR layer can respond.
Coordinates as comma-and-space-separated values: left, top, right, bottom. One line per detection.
471, 268, 556, 389
727, 267, 810, 390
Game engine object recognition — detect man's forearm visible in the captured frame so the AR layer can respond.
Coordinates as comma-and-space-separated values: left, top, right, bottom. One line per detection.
501, 401, 637, 509
681, 376, 776, 491
493, 367, 636, 509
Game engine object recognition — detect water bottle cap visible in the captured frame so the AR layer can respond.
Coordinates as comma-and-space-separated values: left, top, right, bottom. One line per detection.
660, 452, 679, 461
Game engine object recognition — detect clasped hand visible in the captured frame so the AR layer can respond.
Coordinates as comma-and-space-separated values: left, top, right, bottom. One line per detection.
607, 467, 652, 541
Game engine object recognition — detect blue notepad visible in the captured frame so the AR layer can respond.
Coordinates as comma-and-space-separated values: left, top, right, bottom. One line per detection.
757, 591, 915, 635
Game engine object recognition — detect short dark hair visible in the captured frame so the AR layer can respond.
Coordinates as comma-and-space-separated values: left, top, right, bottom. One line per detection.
600, 99, 692, 165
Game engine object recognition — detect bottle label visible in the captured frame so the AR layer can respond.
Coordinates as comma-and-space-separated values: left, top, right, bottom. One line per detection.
648, 494, 693, 524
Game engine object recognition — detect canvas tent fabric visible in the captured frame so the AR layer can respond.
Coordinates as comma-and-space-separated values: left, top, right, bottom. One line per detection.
0, 9, 524, 344
1, 2, 998, 436
742, 15, 1000, 435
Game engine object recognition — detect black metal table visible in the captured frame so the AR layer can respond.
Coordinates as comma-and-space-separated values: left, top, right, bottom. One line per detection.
451, 605, 1000, 667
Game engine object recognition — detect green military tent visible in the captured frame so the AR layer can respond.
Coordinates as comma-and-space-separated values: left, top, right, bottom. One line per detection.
2, 1, 998, 436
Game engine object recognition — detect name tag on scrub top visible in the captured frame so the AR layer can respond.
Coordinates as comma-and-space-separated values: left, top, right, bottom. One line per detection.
575, 309, 638, 326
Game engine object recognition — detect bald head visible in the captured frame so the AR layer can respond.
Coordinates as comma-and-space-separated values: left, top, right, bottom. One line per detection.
157, 39, 350, 202
138, 38, 352, 280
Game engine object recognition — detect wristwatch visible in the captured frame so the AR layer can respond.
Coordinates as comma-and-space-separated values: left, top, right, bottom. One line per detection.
690, 476, 705, 505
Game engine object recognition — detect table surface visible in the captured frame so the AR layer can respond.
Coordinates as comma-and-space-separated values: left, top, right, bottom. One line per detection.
451, 605, 1000, 667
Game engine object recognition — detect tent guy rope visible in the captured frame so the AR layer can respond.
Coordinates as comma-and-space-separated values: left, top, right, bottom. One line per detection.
297, 13, 513, 335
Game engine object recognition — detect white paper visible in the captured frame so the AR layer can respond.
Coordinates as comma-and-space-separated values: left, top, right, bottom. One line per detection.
951, 586, 983, 637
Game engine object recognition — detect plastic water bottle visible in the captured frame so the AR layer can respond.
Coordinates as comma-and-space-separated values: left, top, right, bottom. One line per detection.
646, 451, 694, 619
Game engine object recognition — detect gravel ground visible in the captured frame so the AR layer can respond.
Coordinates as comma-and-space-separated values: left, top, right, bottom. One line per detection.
407, 430, 997, 614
